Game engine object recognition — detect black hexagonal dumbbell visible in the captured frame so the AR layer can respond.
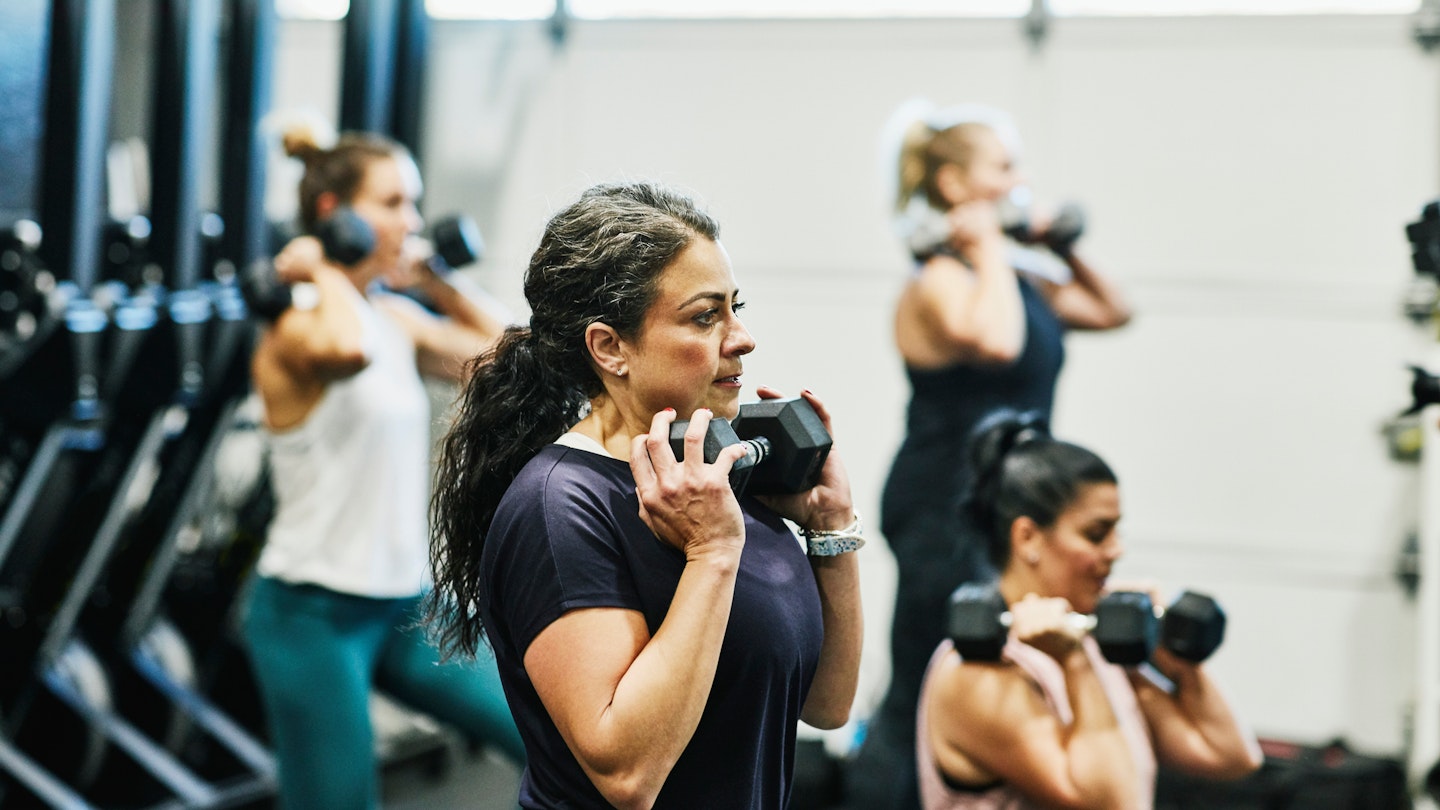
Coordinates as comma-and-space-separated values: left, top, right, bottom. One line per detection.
947, 583, 1098, 662
243, 209, 483, 321
317, 207, 482, 274
1158, 590, 1227, 663
668, 397, 832, 496
947, 584, 1225, 666
1094, 589, 1228, 665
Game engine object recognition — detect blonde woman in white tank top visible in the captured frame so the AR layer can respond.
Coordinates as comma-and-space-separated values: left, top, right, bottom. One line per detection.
916, 412, 1262, 810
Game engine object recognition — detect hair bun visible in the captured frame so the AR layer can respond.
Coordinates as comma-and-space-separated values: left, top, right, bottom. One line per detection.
968, 409, 1049, 472
281, 124, 324, 163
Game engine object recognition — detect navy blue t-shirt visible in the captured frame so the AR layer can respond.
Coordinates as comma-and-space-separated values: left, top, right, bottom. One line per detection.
481, 443, 825, 809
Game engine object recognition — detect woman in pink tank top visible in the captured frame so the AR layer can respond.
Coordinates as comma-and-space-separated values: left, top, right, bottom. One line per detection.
915, 411, 1262, 810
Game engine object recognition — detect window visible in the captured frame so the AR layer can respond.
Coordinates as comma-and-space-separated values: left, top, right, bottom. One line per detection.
275, 0, 347, 19
1050, 0, 1418, 13
275, 0, 1421, 20
567, 0, 1026, 18
428, 0, 555, 19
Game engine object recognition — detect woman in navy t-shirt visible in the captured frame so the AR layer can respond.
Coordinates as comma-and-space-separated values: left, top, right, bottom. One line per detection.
428, 181, 865, 809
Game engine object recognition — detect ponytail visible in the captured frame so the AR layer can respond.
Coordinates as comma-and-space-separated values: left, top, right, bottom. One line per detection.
963, 409, 1116, 569
896, 118, 935, 213
427, 326, 588, 658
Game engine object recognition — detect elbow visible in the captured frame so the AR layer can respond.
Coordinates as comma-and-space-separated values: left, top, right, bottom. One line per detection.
322, 348, 371, 380
334, 346, 371, 375
578, 746, 669, 810
1215, 747, 1265, 781
1106, 306, 1134, 330
312, 336, 371, 378
801, 704, 851, 731
1043, 788, 1137, 810
592, 770, 662, 810
1180, 743, 1265, 782
965, 335, 1022, 365
936, 324, 1022, 365
974, 343, 1021, 365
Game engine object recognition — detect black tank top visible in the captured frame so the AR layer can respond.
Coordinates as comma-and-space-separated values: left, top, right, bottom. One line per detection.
881, 276, 1066, 535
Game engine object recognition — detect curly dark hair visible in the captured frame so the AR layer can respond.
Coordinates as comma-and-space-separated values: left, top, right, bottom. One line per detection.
963, 409, 1117, 570
426, 181, 720, 658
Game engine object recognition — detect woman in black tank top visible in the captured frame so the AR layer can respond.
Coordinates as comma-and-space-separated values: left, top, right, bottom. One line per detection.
846, 102, 1132, 810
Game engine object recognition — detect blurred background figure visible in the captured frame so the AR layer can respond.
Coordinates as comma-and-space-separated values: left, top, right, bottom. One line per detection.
917, 409, 1260, 809
242, 126, 522, 810
846, 100, 1131, 810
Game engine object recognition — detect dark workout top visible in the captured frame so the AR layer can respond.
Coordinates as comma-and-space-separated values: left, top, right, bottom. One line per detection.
881, 276, 1066, 536
481, 443, 826, 809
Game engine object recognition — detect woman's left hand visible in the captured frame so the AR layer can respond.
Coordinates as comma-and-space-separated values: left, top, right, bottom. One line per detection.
751, 385, 855, 533
382, 236, 437, 291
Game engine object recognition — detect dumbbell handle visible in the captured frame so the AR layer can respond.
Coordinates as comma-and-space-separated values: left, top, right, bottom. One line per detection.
997, 610, 1097, 634
737, 435, 771, 466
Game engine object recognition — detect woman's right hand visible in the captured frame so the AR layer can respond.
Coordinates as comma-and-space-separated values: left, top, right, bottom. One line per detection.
630, 407, 749, 562
1009, 593, 1087, 663
273, 235, 327, 285
945, 199, 1007, 263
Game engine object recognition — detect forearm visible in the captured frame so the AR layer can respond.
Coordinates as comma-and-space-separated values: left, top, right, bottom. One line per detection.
586, 551, 741, 806
298, 267, 368, 363
801, 551, 862, 729
415, 269, 507, 345
1165, 664, 1263, 776
1063, 251, 1132, 326
1060, 654, 1141, 809
943, 251, 1025, 358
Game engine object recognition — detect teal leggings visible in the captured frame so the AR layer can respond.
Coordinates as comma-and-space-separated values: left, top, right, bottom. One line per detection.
242, 576, 524, 810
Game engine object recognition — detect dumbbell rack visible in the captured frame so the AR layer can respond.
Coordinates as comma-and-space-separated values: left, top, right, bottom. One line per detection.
1413, 401, 1440, 806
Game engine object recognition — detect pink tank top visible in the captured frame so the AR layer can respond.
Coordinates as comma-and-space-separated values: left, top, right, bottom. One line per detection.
915, 636, 1156, 810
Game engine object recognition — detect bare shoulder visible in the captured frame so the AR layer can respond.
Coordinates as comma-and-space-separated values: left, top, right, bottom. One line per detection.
932, 654, 1042, 725
909, 255, 973, 297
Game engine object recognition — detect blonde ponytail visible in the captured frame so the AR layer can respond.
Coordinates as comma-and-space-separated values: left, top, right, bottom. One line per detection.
896, 118, 934, 214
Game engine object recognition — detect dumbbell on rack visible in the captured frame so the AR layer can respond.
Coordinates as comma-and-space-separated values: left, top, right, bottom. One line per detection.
668, 397, 832, 496
948, 583, 1227, 666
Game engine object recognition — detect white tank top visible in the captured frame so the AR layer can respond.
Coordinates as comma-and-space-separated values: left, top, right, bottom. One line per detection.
257, 287, 432, 597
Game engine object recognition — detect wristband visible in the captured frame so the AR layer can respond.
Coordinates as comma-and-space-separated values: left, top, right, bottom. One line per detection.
800, 509, 865, 557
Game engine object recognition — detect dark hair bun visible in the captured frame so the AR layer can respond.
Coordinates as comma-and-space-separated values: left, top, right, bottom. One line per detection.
967, 408, 1050, 475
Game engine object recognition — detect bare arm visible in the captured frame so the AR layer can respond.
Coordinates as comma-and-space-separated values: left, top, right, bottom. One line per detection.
251, 239, 371, 430
524, 557, 740, 810
801, 545, 862, 729
900, 199, 1028, 366
929, 650, 1140, 810
751, 386, 862, 729
928, 596, 1140, 810
1129, 651, 1263, 781
1043, 250, 1132, 331
379, 261, 509, 382
270, 237, 370, 379
522, 409, 750, 810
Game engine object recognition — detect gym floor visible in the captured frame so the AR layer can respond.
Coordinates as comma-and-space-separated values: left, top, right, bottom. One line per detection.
373, 695, 524, 809
384, 747, 522, 810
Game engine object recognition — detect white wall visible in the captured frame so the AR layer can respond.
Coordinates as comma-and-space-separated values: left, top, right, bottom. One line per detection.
276, 11, 1439, 756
